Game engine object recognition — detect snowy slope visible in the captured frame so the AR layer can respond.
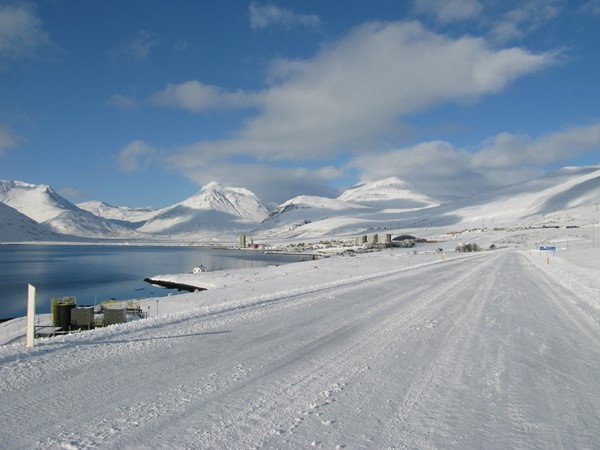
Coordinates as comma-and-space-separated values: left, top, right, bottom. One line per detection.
43, 209, 144, 239
0, 180, 78, 223
259, 195, 371, 237
338, 176, 440, 210
0, 202, 59, 242
0, 180, 144, 239
437, 165, 600, 227
140, 182, 269, 236
1, 248, 599, 448
77, 200, 159, 226
4, 166, 600, 241
257, 167, 600, 238
257, 178, 441, 239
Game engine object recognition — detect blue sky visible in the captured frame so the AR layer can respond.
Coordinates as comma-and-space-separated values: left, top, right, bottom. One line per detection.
1, 0, 600, 208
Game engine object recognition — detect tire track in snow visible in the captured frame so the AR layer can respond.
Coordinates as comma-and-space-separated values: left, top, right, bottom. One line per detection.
9, 251, 599, 449
32, 255, 485, 449
174, 254, 502, 449
378, 253, 502, 448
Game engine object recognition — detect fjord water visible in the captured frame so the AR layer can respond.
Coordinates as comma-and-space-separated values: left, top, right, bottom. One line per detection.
0, 245, 310, 320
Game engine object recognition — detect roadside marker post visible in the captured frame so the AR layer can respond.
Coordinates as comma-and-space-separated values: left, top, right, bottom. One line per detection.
26, 284, 36, 348
539, 246, 556, 265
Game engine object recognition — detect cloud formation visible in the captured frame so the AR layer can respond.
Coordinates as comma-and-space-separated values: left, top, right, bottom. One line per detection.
132, 20, 562, 203
348, 122, 600, 198
117, 141, 159, 172
0, 125, 18, 156
489, 0, 562, 43
249, 2, 321, 30
110, 30, 160, 62
150, 80, 260, 111
162, 21, 555, 162
106, 93, 138, 110
0, 4, 53, 64
58, 187, 86, 200
175, 160, 340, 206
580, 0, 600, 15
413, 0, 483, 23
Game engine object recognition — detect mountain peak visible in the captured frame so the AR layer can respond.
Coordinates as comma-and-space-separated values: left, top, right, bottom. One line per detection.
201, 181, 224, 191
0, 179, 76, 223
337, 177, 438, 207
140, 182, 269, 235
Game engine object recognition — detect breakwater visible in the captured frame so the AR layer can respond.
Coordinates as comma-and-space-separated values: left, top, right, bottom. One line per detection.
144, 278, 207, 292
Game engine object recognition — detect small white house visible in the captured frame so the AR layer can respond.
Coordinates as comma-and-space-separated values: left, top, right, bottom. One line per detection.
192, 265, 208, 273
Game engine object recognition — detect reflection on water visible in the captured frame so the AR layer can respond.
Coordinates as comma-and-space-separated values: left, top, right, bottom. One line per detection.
0, 245, 310, 319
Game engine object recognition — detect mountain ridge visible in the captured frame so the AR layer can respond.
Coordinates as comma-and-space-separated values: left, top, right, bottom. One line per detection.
2, 165, 600, 242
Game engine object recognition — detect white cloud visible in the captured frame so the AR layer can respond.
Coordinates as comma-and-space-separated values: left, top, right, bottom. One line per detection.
111, 30, 160, 62
490, 0, 562, 43
150, 80, 260, 111
249, 2, 320, 30
474, 123, 600, 168
106, 94, 139, 110
347, 141, 482, 197
58, 187, 86, 199
117, 141, 159, 172
169, 120, 600, 202
137, 21, 560, 203
0, 4, 53, 63
176, 161, 339, 205
347, 122, 600, 198
579, 0, 600, 15
163, 21, 555, 166
413, 0, 483, 23
0, 124, 18, 156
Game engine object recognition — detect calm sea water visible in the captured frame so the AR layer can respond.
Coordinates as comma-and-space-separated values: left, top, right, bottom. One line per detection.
0, 244, 311, 320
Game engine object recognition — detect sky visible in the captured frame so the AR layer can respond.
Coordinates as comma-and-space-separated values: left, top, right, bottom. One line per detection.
1, 0, 600, 208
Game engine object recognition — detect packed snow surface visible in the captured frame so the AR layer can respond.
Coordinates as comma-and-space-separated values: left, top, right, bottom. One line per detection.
1, 243, 599, 449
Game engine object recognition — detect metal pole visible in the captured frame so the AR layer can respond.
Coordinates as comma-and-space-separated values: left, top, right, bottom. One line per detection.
156, 299, 159, 317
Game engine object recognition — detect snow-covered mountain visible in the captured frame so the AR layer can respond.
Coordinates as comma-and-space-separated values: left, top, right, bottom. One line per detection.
0, 180, 142, 239
139, 182, 269, 236
0, 202, 60, 242
257, 178, 442, 238
338, 177, 439, 210
43, 210, 142, 239
434, 165, 600, 228
0, 180, 78, 223
258, 195, 371, 238
3, 166, 600, 242
77, 201, 159, 226
256, 167, 600, 238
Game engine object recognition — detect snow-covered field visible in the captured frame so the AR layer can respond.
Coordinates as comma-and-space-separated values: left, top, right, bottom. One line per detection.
1, 233, 599, 449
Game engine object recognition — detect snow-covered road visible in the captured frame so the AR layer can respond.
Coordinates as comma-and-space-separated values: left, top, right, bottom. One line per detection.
1, 251, 599, 449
